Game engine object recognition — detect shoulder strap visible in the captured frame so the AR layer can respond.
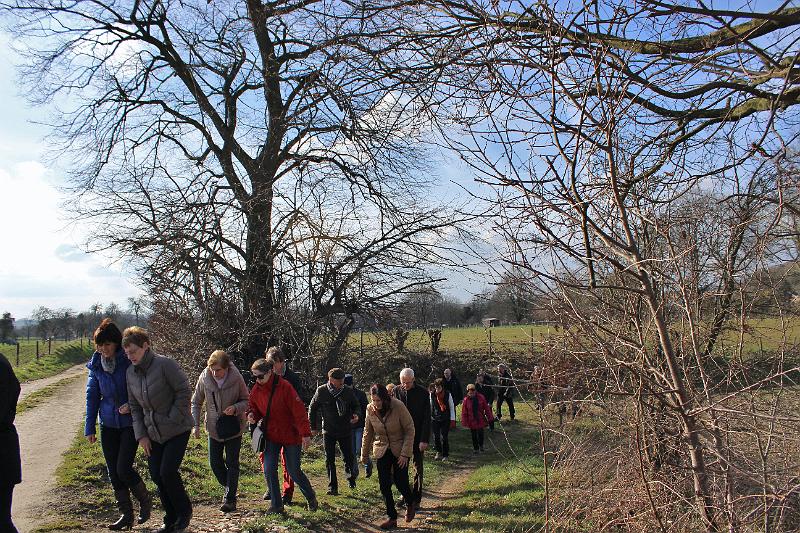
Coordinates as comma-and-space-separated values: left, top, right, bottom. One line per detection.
260, 374, 280, 434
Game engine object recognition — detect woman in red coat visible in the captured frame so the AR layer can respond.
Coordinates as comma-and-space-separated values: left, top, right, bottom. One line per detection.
247, 358, 318, 513
460, 384, 494, 453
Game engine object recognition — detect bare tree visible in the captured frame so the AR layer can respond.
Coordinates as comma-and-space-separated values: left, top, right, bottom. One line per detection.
2, 0, 461, 367
409, 1, 800, 531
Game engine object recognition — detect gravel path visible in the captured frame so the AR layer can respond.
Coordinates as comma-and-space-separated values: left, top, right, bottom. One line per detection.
12, 366, 87, 533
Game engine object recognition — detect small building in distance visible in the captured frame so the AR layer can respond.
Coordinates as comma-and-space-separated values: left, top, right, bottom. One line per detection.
481, 317, 500, 328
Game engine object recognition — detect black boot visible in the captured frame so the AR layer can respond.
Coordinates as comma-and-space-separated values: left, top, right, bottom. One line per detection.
108, 489, 134, 530
130, 480, 152, 524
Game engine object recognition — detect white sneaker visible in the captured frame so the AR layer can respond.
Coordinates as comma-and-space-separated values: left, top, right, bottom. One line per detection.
441, 456, 448, 462
434, 453, 441, 460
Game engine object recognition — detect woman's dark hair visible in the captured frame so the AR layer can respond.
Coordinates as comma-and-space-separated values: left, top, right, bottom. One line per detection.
93, 319, 122, 346
369, 383, 392, 417
434, 377, 445, 388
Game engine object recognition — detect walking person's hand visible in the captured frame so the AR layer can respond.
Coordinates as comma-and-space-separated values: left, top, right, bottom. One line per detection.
118, 403, 130, 415
138, 436, 152, 457
223, 406, 236, 415
302, 436, 311, 450
247, 412, 256, 424
397, 455, 409, 468
87, 434, 97, 444
419, 442, 428, 452
193, 426, 201, 439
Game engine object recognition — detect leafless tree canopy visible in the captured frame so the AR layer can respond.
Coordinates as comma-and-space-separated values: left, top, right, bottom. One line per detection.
397, 1, 800, 531
1, 0, 465, 366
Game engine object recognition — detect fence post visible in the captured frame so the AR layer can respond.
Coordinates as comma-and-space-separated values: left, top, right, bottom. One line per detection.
16, 343, 20, 366
80, 336, 83, 349
48, 337, 52, 355
530, 328, 535, 356
360, 329, 364, 359
488, 328, 493, 357
36, 340, 39, 361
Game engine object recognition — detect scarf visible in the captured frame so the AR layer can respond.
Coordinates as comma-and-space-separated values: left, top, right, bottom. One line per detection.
328, 382, 347, 417
101, 355, 117, 374
436, 390, 447, 413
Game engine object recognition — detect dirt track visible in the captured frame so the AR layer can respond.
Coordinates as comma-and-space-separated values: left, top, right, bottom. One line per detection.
12, 364, 87, 533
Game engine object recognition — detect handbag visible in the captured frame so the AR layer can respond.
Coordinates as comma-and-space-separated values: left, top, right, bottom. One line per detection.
212, 393, 241, 440
250, 375, 279, 454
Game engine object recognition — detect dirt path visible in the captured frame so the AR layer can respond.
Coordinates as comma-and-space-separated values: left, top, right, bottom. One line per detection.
19, 363, 86, 401
12, 368, 87, 533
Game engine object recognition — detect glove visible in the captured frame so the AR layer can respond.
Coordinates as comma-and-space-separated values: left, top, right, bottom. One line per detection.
450, 420, 456, 429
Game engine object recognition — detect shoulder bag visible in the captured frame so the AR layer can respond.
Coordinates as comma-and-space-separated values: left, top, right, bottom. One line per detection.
250, 375, 279, 454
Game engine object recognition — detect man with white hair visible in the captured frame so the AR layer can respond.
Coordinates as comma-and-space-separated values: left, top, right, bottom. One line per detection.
394, 367, 431, 508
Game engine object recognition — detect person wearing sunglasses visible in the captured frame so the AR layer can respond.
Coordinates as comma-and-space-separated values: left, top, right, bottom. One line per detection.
247, 358, 318, 514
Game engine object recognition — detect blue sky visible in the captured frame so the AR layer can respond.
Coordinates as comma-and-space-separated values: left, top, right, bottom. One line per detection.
0, 31, 142, 319
0, 29, 491, 320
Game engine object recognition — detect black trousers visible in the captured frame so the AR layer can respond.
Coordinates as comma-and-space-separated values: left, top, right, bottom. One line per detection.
496, 394, 515, 419
431, 420, 450, 457
0, 483, 17, 533
100, 425, 143, 491
470, 428, 485, 450
208, 436, 241, 502
410, 446, 424, 505
148, 431, 192, 523
376, 450, 412, 520
323, 432, 356, 491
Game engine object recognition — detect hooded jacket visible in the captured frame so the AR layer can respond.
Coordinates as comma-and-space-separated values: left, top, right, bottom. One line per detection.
361, 397, 415, 463
85, 347, 133, 436
126, 349, 194, 443
248, 373, 311, 446
191, 363, 250, 441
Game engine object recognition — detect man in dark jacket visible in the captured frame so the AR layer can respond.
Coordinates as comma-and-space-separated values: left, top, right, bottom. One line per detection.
308, 367, 361, 495
496, 363, 515, 420
0, 352, 21, 533
475, 371, 495, 431
443, 368, 464, 406
394, 367, 431, 508
344, 373, 372, 478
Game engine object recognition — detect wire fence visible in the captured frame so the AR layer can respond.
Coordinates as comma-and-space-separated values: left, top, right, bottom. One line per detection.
0, 337, 93, 366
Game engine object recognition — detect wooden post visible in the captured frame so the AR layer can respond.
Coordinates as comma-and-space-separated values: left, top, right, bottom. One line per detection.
36, 340, 39, 361
360, 329, 364, 359
16, 343, 20, 366
48, 337, 52, 355
488, 328, 493, 356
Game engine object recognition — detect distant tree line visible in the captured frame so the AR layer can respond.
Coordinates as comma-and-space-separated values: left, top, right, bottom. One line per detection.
1, 298, 149, 342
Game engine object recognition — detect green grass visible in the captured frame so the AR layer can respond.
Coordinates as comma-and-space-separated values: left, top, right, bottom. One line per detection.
10, 343, 91, 382
0, 338, 91, 367
17, 375, 84, 414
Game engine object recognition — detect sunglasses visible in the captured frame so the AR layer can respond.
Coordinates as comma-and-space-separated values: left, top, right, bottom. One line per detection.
253, 372, 268, 380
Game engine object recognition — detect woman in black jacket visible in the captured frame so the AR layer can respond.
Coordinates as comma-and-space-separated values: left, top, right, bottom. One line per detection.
0, 352, 20, 533
429, 378, 455, 461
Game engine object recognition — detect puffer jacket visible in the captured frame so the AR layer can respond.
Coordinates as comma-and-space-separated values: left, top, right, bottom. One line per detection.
248, 374, 311, 446
361, 397, 415, 463
461, 392, 493, 430
127, 349, 193, 444
85, 347, 133, 436
191, 364, 249, 441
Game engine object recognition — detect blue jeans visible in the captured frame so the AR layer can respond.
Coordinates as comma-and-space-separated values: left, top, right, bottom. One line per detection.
263, 441, 315, 509
351, 427, 371, 475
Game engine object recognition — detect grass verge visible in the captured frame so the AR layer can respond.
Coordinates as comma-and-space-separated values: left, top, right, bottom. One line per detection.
12, 343, 91, 382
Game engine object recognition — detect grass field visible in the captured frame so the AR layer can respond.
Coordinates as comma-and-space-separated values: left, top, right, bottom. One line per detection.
0, 337, 92, 367
10, 342, 92, 382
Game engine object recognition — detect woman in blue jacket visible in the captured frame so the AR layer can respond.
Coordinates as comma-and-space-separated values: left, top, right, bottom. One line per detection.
85, 319, 151, 530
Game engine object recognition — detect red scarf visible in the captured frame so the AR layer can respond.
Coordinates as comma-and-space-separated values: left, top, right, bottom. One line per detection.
436, 390, 447, 412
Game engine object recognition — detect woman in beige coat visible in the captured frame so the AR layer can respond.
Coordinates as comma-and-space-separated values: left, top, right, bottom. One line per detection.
191, 350, 249, 512
361, 383, 416, 530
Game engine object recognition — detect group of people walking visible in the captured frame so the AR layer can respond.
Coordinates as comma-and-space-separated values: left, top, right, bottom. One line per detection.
50, 318, 518, 532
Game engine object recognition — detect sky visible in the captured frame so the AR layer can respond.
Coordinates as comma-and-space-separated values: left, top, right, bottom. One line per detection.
0, 30, 492, 321
0, 32, 142, 320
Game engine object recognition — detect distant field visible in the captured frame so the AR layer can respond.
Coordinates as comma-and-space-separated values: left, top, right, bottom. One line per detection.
0, 338, 92, 367
348, 317, 800, 357
349, 324, 558, 355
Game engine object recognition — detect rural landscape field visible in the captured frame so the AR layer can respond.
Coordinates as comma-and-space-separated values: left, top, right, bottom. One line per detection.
2, 1, 800, 532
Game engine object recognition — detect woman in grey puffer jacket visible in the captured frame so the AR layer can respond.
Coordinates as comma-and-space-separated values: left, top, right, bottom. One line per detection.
191, 349, 249, 512
124, 326, 194, 533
